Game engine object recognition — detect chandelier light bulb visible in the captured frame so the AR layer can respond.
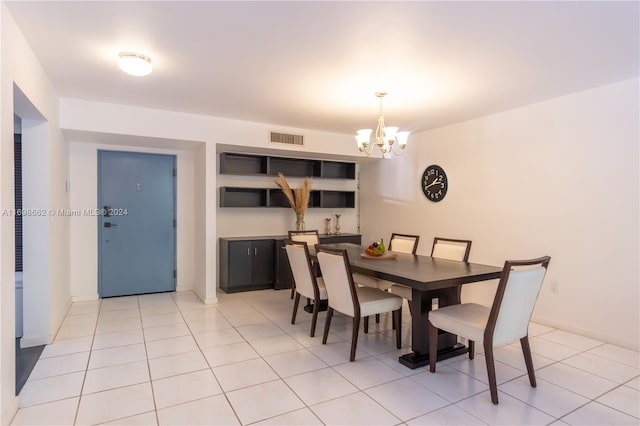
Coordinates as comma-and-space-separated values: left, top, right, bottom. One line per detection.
396, 131, 410, 148
384, 126, 399, 143
118, 52, 152, 76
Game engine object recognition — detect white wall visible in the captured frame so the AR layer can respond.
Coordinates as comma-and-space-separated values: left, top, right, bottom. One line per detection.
60, 98, 360, 303
360, 78, 639, 350
216, 160, 359, 238
20, 120, 51, 347
68, 141, 197, 300
0, 3, 70, 423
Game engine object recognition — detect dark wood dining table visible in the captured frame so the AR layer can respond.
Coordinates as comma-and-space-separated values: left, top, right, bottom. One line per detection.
318, 243, 503, 369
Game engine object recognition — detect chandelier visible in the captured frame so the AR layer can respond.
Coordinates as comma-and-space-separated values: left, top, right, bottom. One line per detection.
355, 92, 409, 157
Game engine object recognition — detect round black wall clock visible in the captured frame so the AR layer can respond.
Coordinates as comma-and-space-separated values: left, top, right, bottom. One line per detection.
421, 164, 448, 202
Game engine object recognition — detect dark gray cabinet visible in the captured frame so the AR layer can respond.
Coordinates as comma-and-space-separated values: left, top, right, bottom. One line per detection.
220, 234, 361, 293
219, 238, 274, 293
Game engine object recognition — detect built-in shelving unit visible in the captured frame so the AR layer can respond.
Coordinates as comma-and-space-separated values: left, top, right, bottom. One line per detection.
220, 152, 356, 179
219, 152, 356, 208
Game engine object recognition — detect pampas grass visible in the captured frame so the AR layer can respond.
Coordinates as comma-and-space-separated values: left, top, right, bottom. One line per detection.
276, 172, 312, 214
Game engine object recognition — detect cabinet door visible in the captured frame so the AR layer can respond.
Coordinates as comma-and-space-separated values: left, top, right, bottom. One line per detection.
251, 240, 274, 286
228, 241, 253, 287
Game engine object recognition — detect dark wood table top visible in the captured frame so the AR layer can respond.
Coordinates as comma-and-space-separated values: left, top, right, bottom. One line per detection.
318, 243, 503, 291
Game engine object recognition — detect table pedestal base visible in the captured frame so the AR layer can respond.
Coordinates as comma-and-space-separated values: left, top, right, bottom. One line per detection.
303, 299, 328, 313
399, 343, 468, 369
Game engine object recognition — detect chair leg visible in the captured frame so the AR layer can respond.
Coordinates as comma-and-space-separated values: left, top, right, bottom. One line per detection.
309, 297, 320, 338
350, 314, 360, 361
394, 308, 402, 349
291, 293, 300, 324
364, 316, 369, 334
428, 321, 438, 373
468, 340, 475, 360
484, 341, 499, 404
376, 313, 380, 323
290, 283, 295, 299
520, 336, 537, 388
322, 307, 334, 344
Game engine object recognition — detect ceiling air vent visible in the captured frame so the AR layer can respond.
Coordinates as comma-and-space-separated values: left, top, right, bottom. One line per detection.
270, 131, 304, 146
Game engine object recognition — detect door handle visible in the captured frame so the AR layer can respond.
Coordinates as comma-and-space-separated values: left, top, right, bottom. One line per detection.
254, 247, 257, 255
247, 248, 250, 256
104, 222, 117, 228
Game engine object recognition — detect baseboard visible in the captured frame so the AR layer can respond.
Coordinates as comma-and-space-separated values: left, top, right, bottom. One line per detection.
71, 294, 99, 303
190, 288, 217, 305
20, 334, 52, 348
176, 284, 192, 292
202, 295, 218, 305
2, 395, 18, 426
531, 315, 639, 351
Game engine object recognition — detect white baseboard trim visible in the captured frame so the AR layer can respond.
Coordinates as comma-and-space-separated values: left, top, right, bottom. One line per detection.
20, 334, 52, 348
202, 295, 218, 305
190, 288, 217, 305
71, 294, 99, 303
2, 395, 18, 426
531, 315, 639, 351
176, 284, 192, 292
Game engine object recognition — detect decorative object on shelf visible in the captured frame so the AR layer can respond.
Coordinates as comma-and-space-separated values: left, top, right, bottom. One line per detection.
421, 164, 448, 202
334, 214, 341, 235
324, 217, 332, 235
356, 92, 410, 158
118, 52, 152, 76
275, 173, 312, 230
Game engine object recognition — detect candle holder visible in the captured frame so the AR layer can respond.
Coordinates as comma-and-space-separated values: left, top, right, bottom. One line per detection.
334, 214, 341, 235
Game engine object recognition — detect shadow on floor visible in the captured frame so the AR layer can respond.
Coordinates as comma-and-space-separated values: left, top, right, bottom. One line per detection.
16, 339, 45, 395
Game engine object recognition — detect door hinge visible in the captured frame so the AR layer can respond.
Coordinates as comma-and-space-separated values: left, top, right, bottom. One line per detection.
173, 270, 177, 278
173, 219, 176, 227
173, 168, 176, 177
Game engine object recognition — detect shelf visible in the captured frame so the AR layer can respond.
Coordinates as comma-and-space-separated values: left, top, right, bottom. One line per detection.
220, 187, 355, 208
320, 191, 355, 208
220, 153, 268, 175
220, 152, 355, 180
268, 189, 297, 208
219, 187, 267, 207
269, 157, 319, 177
322, 161, 356, 179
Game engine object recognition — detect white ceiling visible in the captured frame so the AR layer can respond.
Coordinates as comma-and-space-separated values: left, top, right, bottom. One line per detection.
5, 1, 639, 135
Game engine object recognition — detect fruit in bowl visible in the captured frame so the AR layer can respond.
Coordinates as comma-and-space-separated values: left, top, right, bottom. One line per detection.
365, 239, 386, 256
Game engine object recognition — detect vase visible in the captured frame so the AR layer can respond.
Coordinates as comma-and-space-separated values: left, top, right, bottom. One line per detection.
295, 213, 305, 231
334, 214, 341, 235
324, 217, 332, 235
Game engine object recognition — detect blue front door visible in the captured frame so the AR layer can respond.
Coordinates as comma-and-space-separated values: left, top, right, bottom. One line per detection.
98, 151, 176, 297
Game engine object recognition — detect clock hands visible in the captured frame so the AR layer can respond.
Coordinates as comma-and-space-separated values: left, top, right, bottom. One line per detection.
424, 176, 443, 190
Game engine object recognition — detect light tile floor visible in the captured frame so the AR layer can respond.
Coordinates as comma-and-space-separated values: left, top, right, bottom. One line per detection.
11, 290, 640, 425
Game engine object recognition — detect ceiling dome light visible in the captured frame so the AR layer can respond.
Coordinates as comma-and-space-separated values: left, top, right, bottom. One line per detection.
118, 52, 152, 76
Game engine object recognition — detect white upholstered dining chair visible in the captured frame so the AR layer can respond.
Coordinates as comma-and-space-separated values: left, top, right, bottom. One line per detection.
288, 230, 320, 299
428, 256, 551, 404
389, 237, 472, 308
316, 246, 403, 361
356, 233, 420, 291
285, 240, 327, 337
